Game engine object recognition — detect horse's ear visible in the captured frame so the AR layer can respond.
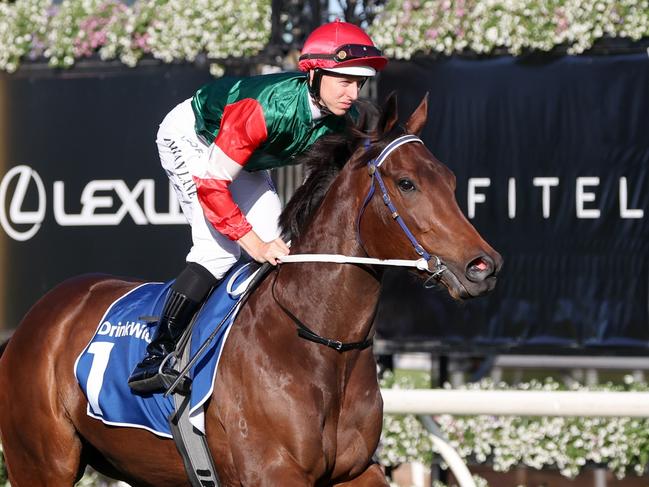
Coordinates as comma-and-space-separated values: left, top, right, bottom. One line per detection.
378, 91, 399, 134
405, 93, 429, 136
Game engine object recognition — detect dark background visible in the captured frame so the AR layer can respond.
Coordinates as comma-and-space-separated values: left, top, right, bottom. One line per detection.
1, 53, 648, 354
375, 54, 649, 353
0, 61, 214, 327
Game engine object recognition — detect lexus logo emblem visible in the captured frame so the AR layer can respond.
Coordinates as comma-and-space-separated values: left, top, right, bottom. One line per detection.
0, 165, 46, 241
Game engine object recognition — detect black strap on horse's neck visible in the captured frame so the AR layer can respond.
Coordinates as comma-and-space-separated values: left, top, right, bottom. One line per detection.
271, 269, 373, 352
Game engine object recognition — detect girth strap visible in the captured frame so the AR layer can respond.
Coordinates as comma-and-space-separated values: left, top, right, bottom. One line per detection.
271, 271, 373, 352
168, 331, 221, 487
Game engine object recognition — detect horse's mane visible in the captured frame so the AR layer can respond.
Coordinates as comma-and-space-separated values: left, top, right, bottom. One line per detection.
279, 99, 398, 241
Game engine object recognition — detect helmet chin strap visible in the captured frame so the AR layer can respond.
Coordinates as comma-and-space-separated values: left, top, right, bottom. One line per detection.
315, 99, 334, 117
308, 69, 334, 116
307, 68, 323, 99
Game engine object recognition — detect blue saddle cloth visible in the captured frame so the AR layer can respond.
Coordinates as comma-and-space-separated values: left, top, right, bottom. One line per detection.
74, 262, 259, 438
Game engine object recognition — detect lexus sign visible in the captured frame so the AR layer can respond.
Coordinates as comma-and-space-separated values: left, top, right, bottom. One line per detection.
0, 165, 187, 241
0, 165, 47, 241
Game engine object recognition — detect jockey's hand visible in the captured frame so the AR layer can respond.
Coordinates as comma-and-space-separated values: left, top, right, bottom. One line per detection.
237, 230, 290, 265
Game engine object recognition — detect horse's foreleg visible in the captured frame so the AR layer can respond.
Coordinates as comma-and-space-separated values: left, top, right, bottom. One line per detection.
333, 463, 390, 486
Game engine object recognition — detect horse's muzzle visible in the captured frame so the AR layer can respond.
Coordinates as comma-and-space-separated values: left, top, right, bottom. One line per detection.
437, 252, 502, 299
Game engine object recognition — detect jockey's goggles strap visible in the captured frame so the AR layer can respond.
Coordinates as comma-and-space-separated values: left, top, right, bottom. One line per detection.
271, 271, 373, 352
333, 44, 383, 62
299, 44, 383, 63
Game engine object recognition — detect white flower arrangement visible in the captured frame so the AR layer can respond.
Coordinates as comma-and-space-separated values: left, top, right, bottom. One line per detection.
378, 371, 649, 481
0, 0, 271, 73
1, 0, 647, 73
369, 0, 649, 58
2, 374, 648, 485
432, 475, 490, 487
0, 0, 50, 73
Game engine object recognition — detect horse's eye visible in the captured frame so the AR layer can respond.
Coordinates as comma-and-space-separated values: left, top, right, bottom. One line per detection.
398, 178, 416, 192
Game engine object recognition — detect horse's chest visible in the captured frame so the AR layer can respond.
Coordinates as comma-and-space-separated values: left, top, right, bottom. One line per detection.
214, 328, 382, 480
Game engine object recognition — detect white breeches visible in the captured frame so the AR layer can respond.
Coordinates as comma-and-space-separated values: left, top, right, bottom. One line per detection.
157, 98, 282, 279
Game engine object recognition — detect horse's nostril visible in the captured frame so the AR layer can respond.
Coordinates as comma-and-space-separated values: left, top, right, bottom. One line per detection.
466, 256, 494, 281
470, 258, 490, 273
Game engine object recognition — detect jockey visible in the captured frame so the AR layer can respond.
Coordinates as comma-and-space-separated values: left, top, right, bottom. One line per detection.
128, 20, 388, 394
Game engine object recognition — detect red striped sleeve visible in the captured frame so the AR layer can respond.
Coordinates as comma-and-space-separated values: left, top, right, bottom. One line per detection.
214, 98, 268, 164
193, 177, 253, 241
194, 98, 268, 240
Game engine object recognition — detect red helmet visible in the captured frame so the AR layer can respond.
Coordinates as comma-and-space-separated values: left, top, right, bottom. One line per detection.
298, 20, 388, 77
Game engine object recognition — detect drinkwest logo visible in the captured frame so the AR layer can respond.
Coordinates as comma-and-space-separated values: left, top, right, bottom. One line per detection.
97, 320, 152, 342
0, 165, 186, 241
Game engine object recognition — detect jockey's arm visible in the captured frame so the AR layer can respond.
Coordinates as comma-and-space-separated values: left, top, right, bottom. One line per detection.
193, 98, 289, 264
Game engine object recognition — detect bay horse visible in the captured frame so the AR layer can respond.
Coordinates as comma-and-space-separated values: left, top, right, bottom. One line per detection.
0, 94, 501, 486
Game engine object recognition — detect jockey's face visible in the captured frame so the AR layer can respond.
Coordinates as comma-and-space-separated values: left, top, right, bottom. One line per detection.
315, 71, 365, 116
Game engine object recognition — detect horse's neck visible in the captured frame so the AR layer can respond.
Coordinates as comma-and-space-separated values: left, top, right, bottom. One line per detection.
276, 176, 381, 345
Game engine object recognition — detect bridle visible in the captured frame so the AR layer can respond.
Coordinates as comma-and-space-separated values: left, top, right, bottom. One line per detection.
281, 134, 448, 282
273, 134, 448, 352
356, 134, 447, 284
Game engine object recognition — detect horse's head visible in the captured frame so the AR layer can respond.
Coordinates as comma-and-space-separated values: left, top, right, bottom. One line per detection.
356, 93, 502, 299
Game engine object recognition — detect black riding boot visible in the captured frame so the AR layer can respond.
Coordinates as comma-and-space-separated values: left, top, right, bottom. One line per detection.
128, 262, 219, 394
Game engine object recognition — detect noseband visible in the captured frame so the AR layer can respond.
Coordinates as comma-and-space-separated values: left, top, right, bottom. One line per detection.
357, 134, 447, 285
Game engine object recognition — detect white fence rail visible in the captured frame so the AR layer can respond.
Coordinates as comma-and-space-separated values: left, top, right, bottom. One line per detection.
381, 389, 649, 487
381, 388, 649, 417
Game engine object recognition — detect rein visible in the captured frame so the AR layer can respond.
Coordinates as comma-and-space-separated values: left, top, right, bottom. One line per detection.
279, 253, 438, 272
273, 134, 447, 352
